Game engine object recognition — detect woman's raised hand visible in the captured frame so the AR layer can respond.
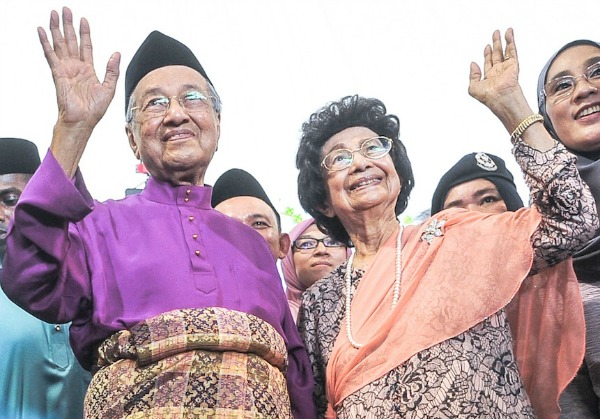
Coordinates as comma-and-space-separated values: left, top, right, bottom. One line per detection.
469, 28, 554, 151
38, 7, 120, 131
468, 28, 526, 118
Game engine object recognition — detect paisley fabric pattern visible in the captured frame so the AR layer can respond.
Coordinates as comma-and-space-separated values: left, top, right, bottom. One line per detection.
86, 307, 291, 419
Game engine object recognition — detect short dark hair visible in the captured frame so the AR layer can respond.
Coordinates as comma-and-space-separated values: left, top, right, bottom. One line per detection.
296, 95, 414, 243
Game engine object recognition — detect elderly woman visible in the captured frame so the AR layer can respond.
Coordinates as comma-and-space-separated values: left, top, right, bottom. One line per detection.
535, 38, 600, 418
296, 30, 598, 419
282, 218, 350, 322
0, 7, 314, 418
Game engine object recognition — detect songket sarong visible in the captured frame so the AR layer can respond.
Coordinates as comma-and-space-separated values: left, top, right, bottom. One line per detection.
84, 307, 291, 418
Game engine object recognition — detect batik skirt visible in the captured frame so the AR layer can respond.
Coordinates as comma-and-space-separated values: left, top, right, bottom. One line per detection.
84, 307, 291, 418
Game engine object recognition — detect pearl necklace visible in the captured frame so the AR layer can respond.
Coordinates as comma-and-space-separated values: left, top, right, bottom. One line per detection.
345, 223, 403, 349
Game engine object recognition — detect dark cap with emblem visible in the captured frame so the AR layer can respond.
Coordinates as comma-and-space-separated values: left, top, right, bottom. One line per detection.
0, 138, 41, 175
211, 168, 281, 227
431, 152, 524, 214
125, 30, 214, 115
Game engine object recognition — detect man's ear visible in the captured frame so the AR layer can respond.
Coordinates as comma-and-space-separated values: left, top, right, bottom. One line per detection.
278, 233, 291, 260
214, 113, 221, 152
125, 125, 141, 160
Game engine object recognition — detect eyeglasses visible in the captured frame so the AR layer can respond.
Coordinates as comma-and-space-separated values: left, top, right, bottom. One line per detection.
130, 90, 213, 120
293, 237, 345, 252
543, 61, 600, 101
321, 136, 392, 172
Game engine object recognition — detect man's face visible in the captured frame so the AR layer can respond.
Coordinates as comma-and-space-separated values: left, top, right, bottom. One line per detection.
215, 196, 290, 261
126, 65, 221, 186
0, 173, 32, 257
442, 178, 508, 214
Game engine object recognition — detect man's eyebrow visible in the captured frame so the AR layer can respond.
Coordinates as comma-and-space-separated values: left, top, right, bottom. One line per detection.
140, 84, 204, 96
0, 187, 22, 195
247, 213, 272, 222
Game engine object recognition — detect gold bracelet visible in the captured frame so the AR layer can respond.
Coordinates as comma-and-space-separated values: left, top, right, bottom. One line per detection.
510, 113, 544, 142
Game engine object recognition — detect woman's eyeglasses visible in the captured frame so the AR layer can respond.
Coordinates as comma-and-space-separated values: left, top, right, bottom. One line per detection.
543, 61, 600, 101
293, 237, 345, 252
321, 136, 392, 172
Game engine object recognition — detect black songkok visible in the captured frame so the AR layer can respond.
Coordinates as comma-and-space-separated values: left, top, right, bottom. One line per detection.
0, 138, 41, 175
211, 169, 281, 227
125, 30, 213, 114
431, 152, 524, 214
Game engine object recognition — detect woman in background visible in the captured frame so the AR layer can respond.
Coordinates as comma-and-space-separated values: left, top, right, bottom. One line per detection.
283, 218, 350, 322
536, 38, 600, 418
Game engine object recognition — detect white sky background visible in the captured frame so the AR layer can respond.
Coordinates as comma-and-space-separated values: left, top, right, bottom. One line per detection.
1, 0, 599, 232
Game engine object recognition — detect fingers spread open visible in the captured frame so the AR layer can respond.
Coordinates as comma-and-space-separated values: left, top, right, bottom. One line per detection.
49, 9, 66, 58
469, 62, 482, 81
61, 7, 80, 58
504, 28, 518, 62
103, 52, 121, 95
491, 30, 504, 65
79, 17, 94, 67
482, 44, 493, 76
37, 27, 58, 68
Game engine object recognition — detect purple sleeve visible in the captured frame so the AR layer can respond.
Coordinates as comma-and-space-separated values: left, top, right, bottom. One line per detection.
282, 300, 317, 419
1, 151, 93, 323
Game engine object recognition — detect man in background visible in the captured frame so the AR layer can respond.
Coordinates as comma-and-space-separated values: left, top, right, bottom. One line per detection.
212, 168, 290, 261
0, 137, 90, 419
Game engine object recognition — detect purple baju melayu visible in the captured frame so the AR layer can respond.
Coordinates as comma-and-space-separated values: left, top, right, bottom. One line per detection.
0, 151, 315, 418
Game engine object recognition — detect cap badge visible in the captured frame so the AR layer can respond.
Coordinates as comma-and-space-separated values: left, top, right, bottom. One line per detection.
475, 152, 497, 171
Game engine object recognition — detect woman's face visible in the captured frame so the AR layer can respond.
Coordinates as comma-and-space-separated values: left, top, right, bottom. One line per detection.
443, 179, 508, 214
545, 45, 600, 153
320, 126, 401, 220
293, 224, 349, 289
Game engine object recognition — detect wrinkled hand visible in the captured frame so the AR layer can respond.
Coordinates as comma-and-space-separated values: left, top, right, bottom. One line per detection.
38, 7, 120, 129
468, 28, 522, 114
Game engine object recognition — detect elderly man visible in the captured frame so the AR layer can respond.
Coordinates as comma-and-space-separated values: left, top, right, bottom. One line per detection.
0, 7, 314, 419
0, 138, 90, 419
212, 168, 290, 261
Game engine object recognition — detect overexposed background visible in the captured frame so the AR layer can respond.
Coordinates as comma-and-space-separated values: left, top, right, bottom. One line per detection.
1, 1, 598, 230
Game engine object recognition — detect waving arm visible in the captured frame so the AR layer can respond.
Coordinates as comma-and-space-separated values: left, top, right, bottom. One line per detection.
39, 7, 120, 178
469, 29, 554, 152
